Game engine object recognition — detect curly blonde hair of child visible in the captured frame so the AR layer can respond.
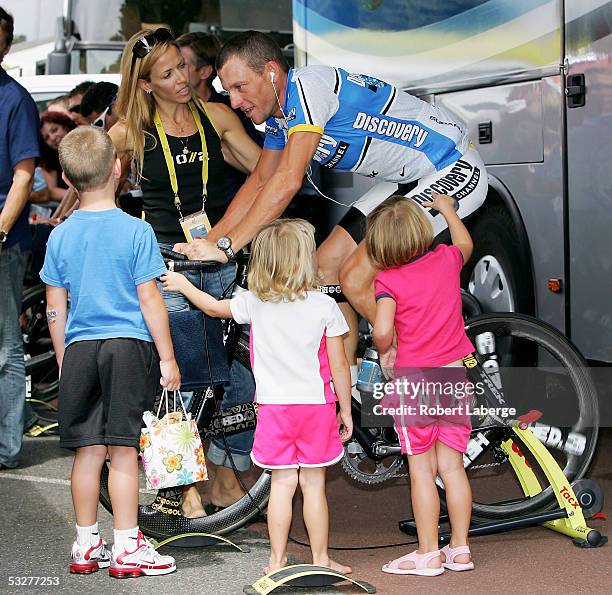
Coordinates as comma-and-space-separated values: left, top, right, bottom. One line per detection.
365, 195, 434, 270
248, 218, 318, 302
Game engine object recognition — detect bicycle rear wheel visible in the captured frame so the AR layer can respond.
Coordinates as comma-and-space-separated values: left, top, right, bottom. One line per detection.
99, 463, 270, 541
99, 336, 271, 541
440, 313, 599, 519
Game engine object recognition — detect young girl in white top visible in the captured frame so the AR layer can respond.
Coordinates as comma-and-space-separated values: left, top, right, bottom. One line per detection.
161, 218, 353, 574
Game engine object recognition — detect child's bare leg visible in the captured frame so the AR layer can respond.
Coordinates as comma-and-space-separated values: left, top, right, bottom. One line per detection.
267, 468, 299, 573
403, 448, 441, 569
436, 441, 472, 564
299, 467, 352, 574
107, 445, 139, 530
71, 445, 108, 525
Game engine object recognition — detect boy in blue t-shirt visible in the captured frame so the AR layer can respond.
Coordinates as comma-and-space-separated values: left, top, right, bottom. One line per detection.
40, 127, 180, 578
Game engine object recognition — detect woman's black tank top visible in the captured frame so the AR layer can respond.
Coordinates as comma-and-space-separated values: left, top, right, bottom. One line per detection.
140, 104, 226, 243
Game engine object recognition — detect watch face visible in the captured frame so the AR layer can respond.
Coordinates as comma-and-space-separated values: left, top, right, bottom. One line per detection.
217, 237, 231, 250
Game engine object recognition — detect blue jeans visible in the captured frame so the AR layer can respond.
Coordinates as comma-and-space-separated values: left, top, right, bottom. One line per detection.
0, 244, 36, 467
159, 245, 255, 471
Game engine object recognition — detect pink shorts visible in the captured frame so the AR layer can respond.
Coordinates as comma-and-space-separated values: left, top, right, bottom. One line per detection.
386, 363, 472, 456
251, 403, 344, 469
394, 420, 471, 456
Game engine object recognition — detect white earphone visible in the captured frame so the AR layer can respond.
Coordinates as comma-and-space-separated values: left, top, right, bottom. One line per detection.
268, 66, 354, 207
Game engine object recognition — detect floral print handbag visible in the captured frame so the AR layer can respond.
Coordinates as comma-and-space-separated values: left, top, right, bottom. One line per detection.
139, 389, 208, 489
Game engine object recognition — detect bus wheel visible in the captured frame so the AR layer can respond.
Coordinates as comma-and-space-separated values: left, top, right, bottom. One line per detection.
462, 206, 533, 314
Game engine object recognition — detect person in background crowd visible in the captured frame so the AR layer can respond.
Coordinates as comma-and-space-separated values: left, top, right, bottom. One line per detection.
80, 82, 119, 130
67, 81, 95, 126
39, 111, 76, 201
176, 31, 263, 203
0, 5, 40, 470
46, 95, 71, 116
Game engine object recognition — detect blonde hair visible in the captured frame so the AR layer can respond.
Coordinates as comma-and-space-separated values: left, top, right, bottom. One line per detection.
248, 219, 318, 302
366, 196, 434, 269
115, 29, 200, 182
58, 127, 115, 193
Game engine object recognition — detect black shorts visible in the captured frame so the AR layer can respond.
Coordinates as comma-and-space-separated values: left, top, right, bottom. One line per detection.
338, 181, 419, 244
58, 338, 160, 450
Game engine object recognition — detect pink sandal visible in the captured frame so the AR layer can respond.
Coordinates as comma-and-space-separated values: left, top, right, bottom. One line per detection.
440, 544, 474, 571
382, 549, 444, 576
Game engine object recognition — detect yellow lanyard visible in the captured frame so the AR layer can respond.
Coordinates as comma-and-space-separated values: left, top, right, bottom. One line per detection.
153, 101, 208, 218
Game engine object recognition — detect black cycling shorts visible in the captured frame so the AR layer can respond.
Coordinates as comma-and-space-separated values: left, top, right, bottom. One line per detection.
58, 338, 160, 450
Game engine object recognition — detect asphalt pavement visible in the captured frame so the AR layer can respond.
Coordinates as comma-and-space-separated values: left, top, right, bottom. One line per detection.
1, 430, 610, 595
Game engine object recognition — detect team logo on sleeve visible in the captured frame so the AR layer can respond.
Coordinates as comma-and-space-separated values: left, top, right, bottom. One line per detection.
315, 134, 350, 168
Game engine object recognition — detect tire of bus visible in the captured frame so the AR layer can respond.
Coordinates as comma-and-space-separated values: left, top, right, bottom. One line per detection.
439, 313, 599, 519
462, 206, 534, 315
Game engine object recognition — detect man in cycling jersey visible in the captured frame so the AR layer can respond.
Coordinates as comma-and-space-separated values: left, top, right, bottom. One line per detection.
177, 30, 487, 372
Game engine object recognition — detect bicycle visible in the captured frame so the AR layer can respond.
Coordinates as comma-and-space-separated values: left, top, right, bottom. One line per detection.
96, 249, 599, 542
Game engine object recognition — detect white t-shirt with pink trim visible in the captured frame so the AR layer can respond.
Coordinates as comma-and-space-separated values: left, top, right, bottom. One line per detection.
229, 290, 349, 405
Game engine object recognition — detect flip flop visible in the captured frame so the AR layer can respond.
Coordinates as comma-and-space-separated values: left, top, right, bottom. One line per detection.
440, 544, 474, 571
382, 549, 444, 576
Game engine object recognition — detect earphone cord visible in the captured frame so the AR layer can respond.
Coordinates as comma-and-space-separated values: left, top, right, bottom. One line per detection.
270, 73, 359, 208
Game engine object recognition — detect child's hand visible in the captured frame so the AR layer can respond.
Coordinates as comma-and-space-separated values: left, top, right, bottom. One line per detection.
338, 408, 353, 442
160, 271, 190, 294
380, 344, 397, 380
423, 192, 458, 215
160, 358, 181, 391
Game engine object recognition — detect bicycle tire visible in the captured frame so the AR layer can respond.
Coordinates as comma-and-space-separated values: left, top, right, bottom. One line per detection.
99, 464, 270, 540
439, 313, 599, 519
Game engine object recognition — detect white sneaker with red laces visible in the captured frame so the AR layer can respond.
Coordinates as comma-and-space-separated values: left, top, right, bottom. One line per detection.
69, 538, 111, 574
109, 531, 176, 578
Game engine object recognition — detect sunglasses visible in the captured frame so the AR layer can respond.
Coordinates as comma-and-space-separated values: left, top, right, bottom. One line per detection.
132, 27, 174, 61
91, 94, 117, 129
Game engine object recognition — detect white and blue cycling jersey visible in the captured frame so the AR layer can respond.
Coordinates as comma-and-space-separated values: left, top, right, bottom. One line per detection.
264, 66, 471, 184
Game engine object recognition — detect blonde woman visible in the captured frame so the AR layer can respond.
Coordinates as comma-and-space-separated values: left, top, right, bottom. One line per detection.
161, 219, 353, 575
109, 28, 261, 518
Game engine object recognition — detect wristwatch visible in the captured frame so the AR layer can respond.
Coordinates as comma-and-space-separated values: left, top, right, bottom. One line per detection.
216, 236, 236, 261
0, 230, 7, 244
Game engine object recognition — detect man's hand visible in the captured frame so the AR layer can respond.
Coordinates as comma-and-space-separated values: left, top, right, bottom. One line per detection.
160, 271, 192, 294
160, 358, 181, 391
338, 408, 353, 442
173, 239, 227, 262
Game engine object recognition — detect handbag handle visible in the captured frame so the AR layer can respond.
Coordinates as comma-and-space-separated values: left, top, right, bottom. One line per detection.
157, 387, 189, 419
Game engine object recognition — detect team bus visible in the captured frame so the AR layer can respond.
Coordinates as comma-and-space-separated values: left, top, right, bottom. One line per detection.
293, 0, 612, 364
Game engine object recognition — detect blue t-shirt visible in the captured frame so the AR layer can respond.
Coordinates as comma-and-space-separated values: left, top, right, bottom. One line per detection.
40, 209, 167, 346
0, 69, 41, 249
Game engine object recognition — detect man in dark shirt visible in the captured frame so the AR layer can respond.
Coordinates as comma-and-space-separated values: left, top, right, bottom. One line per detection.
0, 6, 41, 468
177, 32, 263, 201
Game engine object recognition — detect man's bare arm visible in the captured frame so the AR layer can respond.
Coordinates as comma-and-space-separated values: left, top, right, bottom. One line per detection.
51, 187, 78, 220
226, 131, 321, 250
208, 148, 282, 242
0, 159, 35, 235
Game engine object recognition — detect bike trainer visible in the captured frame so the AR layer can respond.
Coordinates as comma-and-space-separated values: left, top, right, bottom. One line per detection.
400, 425, 607, 548
244, 564, 376, 594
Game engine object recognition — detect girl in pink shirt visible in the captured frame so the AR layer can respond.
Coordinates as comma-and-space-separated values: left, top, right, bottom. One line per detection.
366, 193, 475, 577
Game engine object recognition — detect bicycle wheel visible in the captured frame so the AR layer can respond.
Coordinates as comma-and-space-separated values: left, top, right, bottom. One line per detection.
22, 284, 59, 406
99, 463, 270, 541
439, 313, 599, 519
